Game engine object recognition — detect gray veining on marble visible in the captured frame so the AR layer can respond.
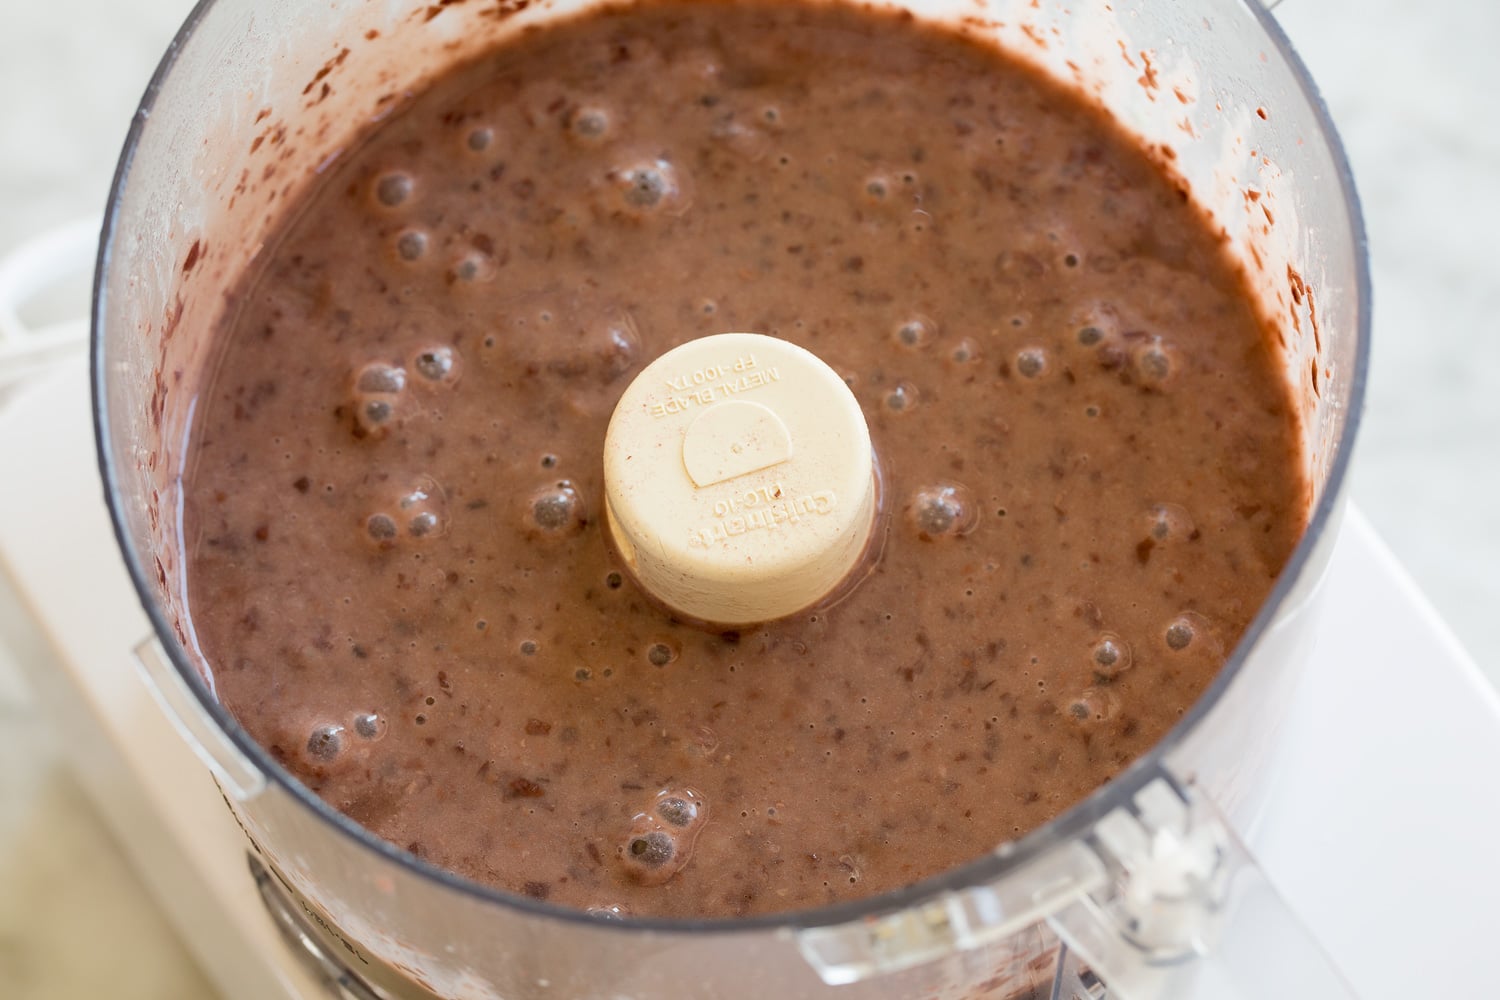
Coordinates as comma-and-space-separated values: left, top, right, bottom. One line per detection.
0, 0, 1495, 996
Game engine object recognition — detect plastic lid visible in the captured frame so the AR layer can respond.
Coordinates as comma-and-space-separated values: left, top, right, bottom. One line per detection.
603, 333, 876, 625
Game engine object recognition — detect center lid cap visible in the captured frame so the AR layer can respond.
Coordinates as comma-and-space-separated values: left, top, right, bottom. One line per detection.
603, 332, 876, 625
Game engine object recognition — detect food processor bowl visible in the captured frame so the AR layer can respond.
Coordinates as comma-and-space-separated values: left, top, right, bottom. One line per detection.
93, 0, 1369, 997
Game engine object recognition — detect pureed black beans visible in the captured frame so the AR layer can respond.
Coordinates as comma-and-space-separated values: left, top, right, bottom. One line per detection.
183, 0, 1306, 918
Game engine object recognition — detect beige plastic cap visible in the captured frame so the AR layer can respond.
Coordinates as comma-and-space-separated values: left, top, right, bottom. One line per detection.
604, 333, 876, 626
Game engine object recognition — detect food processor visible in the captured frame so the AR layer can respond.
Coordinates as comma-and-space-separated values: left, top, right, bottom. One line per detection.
86, 0, 1369, 996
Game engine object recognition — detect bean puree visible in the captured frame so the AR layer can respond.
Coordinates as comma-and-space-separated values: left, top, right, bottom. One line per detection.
184, 0, 1306, 918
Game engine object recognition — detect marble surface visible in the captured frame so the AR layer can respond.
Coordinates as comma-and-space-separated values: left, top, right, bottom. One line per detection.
0, 0, 1495, 996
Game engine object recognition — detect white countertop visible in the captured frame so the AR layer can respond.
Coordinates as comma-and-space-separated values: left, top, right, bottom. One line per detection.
1, 0, 1495, 997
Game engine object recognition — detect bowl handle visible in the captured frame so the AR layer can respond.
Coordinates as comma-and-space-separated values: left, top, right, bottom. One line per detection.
1045, 770, 1356, 999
